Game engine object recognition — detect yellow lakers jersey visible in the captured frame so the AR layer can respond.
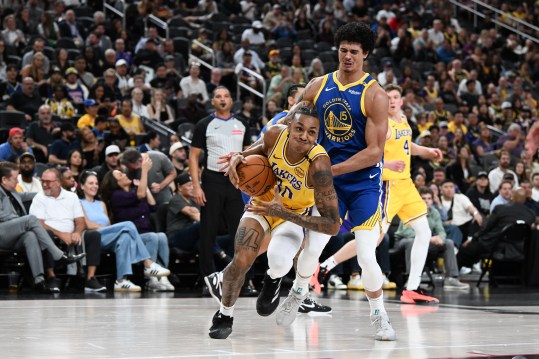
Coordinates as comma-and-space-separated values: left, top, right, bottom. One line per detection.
256, 127, 328, 213
382, 114, 412, 181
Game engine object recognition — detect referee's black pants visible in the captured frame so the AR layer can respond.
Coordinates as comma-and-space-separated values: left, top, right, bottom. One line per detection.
199, 170, 244, 277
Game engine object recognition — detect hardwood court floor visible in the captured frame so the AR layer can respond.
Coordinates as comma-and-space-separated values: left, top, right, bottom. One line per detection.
0, 286, 538, 359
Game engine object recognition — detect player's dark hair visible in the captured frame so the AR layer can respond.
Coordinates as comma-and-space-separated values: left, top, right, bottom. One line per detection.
334, 22, 375, 57
294, 106, 319, 120
287, 83, 306, 98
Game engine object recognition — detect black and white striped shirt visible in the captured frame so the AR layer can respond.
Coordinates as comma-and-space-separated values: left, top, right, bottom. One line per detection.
191, 113, 250, 172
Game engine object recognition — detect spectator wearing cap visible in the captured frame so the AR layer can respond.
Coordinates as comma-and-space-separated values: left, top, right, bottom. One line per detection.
49, 123, 81, 165
465, 171, 494, 217
497, 101, 516, 129
169, 141, 189, 173
115, 59, 130, 96
233, 38, 265, 69
490, 180, 513, 213
264, 49, 282, 79
64, 67, 89, 108
494, 123, 524, 159
263, 4, 283, 30
377, 60, 397, 87
26, 104, 57, 163
6, 77, 42, 121
488, 150, 519, 193
74, 56, 95, 90
95, 145, 120, 184
17, 152, 42, 193
0, 128, 33, 161
77, 99, 100, 129
242, 20, 266, 46
180, 62, 209, 104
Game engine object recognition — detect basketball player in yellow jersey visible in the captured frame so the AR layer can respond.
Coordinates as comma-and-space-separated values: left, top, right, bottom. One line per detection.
207, 106, 340, 339
316, 84, 443, 304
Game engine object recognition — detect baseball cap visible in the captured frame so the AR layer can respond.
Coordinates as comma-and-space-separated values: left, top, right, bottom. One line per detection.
269, 49, 280, 57
419, 130, 431, 138
503, 173, 515, 180
19, 152, 35, 161
169, 141, 187, 155
164, 55, 175, 62
272, 4, 281, 9
115, 59, 128, 67
439, 121, 449, 128
175, 172, 192, 186
65, 67, 78, 76
9, 127, 23, 138
105, 145, 120, 156
252, 20, 263, 29
384, 60, 392, 67
477, 171, 488, 179
501, 101, 512, 109
51, 66, 61, 74
84, 99, 97, 107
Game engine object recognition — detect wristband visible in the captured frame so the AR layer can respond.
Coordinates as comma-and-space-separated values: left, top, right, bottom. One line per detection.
472, 210, 479, 216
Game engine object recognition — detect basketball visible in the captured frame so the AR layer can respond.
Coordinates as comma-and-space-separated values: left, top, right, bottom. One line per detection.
236, 155, 276, 197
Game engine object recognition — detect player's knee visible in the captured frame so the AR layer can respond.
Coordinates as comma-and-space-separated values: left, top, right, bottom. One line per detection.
268, 254, 293, 278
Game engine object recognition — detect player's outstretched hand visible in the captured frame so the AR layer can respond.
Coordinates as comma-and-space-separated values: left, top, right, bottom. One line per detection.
217, 152, 239, 172
225, 153, 247, 188
430, 148, 443, 162
247, 186, 284, 217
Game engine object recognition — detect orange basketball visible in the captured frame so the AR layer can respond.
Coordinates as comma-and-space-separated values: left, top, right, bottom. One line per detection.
237, 155, 276, 197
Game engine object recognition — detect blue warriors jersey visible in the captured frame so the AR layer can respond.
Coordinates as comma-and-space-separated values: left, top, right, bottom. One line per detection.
313, 72, 382, 189
258, 110, 289, 139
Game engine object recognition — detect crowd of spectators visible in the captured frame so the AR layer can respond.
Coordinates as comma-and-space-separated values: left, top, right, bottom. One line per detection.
0, 0, 539, 291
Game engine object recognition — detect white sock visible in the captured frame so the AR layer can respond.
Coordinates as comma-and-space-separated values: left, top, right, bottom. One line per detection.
321, 256, 338, 272
407, 217, 431, 291
220, 304, 234, 317
292, 273, 310, 297
367, 292, 386, 316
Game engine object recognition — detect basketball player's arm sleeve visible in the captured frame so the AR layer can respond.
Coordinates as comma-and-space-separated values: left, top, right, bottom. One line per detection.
331, 88, 388, 176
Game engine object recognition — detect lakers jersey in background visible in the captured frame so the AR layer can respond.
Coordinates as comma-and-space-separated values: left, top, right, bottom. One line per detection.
382, 114, 412, 181
313, 72, 382, 187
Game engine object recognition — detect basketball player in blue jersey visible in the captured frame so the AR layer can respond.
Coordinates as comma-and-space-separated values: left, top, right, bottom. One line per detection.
314, 84, 444, 304
207, 107, 340, 339
259, 84, 306, 139
280, 21, 397, 340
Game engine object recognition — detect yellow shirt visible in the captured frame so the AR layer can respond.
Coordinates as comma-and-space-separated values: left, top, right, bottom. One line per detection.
382, 115, 412, 181
77, 114, 96, 129
256, 127, 328, 212
116, 114, 143, 134
447, 121, 468, 135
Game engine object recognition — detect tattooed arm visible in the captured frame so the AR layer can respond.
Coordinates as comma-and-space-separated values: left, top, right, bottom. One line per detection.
247, 155, 341, 235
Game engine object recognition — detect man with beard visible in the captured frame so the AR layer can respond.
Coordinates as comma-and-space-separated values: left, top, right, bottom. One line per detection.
169, 141, 189, 173
17, 152, 42, 193
26, 105, 58, 163
488, 150, 518, 193
49, 123, 81, 165
95, 145, 120, 184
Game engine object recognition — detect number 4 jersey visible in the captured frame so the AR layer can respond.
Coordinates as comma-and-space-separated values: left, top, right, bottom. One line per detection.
382, 114, 412, 181
254, 127, 328, 214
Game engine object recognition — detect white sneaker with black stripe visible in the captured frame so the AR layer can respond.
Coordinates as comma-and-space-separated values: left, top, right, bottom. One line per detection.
204, 271, 223, 304
298, 295, 332, 315
143, 262, 171, 277
114, 279, 141, 292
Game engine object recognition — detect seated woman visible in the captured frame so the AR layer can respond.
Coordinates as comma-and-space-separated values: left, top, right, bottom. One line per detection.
101, 154, 174, 291
79, 170, 170, 292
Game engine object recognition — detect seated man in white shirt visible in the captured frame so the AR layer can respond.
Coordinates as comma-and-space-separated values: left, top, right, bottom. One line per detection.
180, 62, 209, 104
29, 168, 106, 293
